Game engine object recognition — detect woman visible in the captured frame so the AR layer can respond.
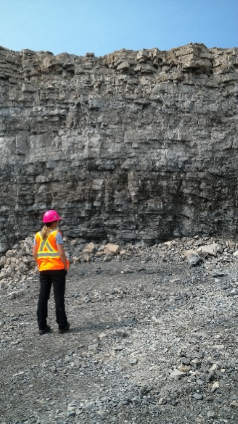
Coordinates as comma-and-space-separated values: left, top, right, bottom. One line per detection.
33, 210, 70, 335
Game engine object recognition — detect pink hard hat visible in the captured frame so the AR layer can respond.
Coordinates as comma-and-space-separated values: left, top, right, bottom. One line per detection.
42, 210, 62, 223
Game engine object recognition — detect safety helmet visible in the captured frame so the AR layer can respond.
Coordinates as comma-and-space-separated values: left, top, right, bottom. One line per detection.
42, 210, 62, 223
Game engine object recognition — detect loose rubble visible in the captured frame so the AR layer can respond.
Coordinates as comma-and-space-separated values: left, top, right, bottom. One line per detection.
0, 235, 238, 423
1, 234, 238, 286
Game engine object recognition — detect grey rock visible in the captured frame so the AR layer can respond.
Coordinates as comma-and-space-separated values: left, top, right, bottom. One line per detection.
230, 400, 238, 408
66, 411, 76, 417
0, 243, 8, 253
181, 357, 191, 365
170, 369, 184, 378
187, 253, 203, 267
114, 346, 123, 351
132, 396, 141, 406
207, 410, 216, 418
197, 243, 222, 257
0, 44, 236, 245
130, 358, 138, 365
193, 393, 203, 400
83, 401, 95, 411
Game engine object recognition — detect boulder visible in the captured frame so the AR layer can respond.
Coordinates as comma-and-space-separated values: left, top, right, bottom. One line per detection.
197, 243, 223, 257
184, 250, 203, 267
104, 244, 120, 255
82, 243, 96, 254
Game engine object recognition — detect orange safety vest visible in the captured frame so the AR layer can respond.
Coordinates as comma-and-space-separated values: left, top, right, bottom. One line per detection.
35, 230, 69, 271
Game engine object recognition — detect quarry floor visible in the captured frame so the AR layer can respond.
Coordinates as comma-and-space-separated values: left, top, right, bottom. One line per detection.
0, 255, 238, 424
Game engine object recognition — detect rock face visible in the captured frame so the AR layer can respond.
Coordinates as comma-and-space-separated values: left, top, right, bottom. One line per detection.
0, 43, 237, 249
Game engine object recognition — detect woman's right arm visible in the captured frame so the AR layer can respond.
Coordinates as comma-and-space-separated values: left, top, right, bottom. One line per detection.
32, 244, 38, 262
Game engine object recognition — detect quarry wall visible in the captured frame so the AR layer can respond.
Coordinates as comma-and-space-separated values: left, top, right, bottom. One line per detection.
0, 43, 237, 251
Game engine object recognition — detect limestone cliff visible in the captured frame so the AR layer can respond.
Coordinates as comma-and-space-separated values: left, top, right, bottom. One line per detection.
0, 43, 237, 250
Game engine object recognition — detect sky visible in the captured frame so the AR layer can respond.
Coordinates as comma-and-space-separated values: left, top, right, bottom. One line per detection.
0, 0, 237, 57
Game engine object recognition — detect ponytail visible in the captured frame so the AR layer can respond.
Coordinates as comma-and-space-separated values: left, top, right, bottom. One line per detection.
41, 221, 57, 240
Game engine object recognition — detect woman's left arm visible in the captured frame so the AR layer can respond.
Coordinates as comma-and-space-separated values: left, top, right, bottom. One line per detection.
57, 244, 68, 270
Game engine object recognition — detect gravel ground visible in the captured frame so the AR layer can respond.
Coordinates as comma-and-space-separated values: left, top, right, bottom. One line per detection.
0, 242, 238, 424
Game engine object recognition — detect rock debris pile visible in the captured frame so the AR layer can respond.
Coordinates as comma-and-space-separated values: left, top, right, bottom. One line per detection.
0, 236, 35, 285
1, 234, 238, 288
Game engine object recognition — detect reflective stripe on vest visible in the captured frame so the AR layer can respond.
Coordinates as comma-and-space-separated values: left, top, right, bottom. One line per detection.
35, 229, 68, 271
37, 231, 61, 259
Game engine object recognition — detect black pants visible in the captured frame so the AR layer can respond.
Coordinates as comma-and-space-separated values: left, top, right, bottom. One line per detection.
37, 269, 68, 330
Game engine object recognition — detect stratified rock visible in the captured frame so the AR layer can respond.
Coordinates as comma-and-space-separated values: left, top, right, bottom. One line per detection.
0, 43, 237, 245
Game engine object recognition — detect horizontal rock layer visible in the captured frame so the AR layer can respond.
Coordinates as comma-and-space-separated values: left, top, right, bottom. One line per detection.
0, 43, 237, 249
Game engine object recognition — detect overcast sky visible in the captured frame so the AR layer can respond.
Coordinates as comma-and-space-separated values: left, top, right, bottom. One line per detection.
0, 0, 237, 56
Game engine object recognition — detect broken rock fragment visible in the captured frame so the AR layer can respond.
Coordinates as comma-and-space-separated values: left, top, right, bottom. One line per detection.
197, 243, 223, 257
183, 250, 203, 267
103, 244, 120, 255
82, 242, 96, 254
